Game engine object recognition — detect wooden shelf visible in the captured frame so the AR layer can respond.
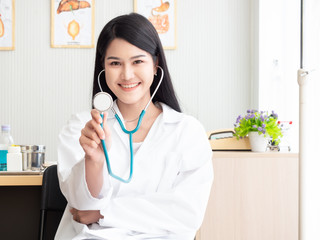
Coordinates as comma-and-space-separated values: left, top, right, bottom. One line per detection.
0, 175, 43, 186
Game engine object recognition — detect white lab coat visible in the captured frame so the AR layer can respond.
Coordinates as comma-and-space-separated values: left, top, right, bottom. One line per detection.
55, 102, 213, 240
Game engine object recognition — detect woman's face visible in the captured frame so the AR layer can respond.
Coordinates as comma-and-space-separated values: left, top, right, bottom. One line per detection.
104, 38, 157, 106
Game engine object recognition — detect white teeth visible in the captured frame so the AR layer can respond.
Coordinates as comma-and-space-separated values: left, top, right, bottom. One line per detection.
121, 83, 139, 88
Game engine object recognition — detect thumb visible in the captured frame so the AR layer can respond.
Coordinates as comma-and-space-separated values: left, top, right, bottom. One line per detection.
102, 111, 108, 132
102, 111, 112, 149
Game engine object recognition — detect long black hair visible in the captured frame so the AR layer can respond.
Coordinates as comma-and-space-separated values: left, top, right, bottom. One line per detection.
92, 13, 181, 112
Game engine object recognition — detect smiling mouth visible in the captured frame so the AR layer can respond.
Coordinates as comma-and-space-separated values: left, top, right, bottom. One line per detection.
119, 83, 141, 89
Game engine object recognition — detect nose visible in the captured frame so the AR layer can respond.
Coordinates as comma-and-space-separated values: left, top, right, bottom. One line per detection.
121, 65, 134, 80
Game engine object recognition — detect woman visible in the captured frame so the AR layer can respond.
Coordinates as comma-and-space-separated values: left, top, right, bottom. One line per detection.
56, 13, 213, 240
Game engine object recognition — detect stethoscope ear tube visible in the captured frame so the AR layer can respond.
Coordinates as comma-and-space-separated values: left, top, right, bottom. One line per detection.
95, 66, 163, 183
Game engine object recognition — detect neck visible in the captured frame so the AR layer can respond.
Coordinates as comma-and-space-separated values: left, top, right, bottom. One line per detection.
115, 97, 163, 136
117, 99, 151, 122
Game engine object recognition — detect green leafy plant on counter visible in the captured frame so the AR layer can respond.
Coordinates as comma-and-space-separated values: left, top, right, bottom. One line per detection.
233, 109, 283, 145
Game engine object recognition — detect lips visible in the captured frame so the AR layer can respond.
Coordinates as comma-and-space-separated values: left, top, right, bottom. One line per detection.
119, 82, 141, 89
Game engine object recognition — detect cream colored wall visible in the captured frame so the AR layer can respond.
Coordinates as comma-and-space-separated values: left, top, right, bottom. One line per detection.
0, 0, 253, 162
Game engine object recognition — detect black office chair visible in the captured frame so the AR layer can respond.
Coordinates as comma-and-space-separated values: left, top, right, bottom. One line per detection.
39, 164, 67, 240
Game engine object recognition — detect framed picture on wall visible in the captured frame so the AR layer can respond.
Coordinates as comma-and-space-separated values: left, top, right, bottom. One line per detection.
0, 0, 15, 50
134, 0, 177, 49
51, 0, 95, 48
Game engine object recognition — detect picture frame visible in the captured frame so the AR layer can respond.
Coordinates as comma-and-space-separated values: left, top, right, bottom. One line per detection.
134, 0, 177, 49
51, 0, 95, 48
0, 0, 15, 50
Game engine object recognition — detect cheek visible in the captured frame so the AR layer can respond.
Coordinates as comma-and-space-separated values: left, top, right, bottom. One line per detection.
142, 70, 156, 86
104, 73, 118, 93
105, 71, 117, 84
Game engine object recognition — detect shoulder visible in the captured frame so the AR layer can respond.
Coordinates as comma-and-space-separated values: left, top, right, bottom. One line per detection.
160, 103, 209, 150
70, 111, 92, 124
59, 111, 91, 136
160, 103, 206, 133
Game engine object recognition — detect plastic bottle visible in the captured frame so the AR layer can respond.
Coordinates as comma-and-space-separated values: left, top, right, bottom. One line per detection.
7, 146, 22, 171
0, 125, 14, 171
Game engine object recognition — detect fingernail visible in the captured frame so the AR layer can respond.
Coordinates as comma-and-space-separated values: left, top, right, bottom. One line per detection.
101, 134, 105, 139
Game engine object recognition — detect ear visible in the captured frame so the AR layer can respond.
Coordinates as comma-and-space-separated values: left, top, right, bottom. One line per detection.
154, 58, 159, 75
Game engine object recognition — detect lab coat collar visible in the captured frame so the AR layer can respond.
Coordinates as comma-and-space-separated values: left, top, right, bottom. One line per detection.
107, 100, 183, 124
105, 101, 183, 188
157, 102, 184, 124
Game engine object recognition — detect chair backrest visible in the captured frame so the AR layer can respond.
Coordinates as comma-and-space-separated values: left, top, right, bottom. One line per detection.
40, 164, 67, 211
39, 164, 67, 240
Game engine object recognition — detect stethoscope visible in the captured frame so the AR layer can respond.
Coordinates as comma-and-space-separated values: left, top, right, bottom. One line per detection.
92, 66, 164, 183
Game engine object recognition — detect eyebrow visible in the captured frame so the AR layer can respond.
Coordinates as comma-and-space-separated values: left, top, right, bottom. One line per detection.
106, 54, 147, 60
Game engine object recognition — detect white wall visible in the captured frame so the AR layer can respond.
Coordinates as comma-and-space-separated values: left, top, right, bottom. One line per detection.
299, 0, 320, 238
0, 0, 253, 162
259, 0, 300, 151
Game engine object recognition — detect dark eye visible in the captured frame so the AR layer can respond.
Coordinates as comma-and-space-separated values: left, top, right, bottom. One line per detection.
133, 60, 143, 64
110, 61, 120, 66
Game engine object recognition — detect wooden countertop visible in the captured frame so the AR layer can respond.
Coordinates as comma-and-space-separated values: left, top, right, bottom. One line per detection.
0, 175, 43, 186
0, 152, 298, 187
212, 151, 298, 158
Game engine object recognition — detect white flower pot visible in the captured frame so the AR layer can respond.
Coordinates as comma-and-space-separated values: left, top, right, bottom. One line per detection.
248, 132, 268, 152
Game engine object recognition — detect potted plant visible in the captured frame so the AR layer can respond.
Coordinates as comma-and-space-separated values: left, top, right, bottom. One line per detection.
233, 110, 283, 152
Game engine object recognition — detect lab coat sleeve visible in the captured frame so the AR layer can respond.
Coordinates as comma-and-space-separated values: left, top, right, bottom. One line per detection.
57, 112, 112, 210
99, 116, 214, 235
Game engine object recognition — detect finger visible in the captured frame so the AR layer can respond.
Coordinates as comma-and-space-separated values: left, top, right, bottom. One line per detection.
102, 112, 112, 149
73, 214, 79, 222
70, 208, 79, 222
89, 113, 105, 140
102, 111, 108, 125
102, 112, 111, 138
83, 118, 105, 141
69, 208, 75, 214
91, 109, 103, 124
79, 136, 99, 151
81, 126, 101, 145
83, 144, 102, 158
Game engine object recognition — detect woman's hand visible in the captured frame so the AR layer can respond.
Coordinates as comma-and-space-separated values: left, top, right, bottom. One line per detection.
80, 109, 111, 197
70, 208, 104, 225
79, 109, 111, 163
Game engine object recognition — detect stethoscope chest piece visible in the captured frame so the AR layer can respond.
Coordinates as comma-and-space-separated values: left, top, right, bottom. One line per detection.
93, 92, 113, 112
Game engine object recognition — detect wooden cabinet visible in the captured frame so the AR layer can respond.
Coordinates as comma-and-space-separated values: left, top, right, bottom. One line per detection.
0, 174, 43, 239
196, 152, 299, 240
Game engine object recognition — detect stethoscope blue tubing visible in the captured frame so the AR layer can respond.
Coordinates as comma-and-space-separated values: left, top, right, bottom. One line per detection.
100, 110, 146, 183
96, 66, 163, 183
